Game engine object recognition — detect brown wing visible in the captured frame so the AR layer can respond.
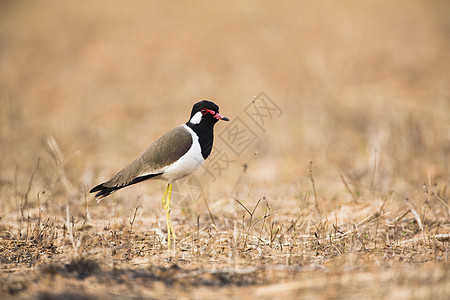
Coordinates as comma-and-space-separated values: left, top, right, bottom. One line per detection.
90, 125, 192, 198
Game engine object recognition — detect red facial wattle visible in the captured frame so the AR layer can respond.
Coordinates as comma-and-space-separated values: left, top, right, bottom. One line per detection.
202, 108, 229, 121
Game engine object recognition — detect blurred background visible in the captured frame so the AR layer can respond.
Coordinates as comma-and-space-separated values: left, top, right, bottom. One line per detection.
0, 0, 448, 219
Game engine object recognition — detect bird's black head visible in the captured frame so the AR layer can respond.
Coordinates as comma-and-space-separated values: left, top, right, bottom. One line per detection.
188, 100, 229, 127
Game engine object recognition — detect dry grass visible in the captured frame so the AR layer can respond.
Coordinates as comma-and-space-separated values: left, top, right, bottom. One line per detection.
0, 0, 449, 299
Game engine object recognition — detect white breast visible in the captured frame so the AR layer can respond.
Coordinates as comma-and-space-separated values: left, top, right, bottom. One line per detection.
161, 124, 205, 183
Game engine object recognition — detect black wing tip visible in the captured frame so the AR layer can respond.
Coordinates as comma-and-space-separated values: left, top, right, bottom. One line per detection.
89, 172, 163, 200
89, 184, 103, 193
90, 183, 118, 199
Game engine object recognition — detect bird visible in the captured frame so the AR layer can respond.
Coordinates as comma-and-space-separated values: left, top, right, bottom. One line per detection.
90, 100, 229, 248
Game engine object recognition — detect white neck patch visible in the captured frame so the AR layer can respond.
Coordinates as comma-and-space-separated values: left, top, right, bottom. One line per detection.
189, 111, 203, 125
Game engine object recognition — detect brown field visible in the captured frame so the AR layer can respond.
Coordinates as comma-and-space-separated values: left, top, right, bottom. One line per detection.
0, 1, 449, 299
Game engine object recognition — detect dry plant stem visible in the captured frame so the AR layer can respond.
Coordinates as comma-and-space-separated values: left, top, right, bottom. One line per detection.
232, 162, 249, 200
434, 234, 450, 242
232, 218, 238, 266
19, 202, 23, 239
375, 199, 387, 236
238, 198, 278, 249
129, 206, 140, 234
308, 161, 321, 215
333, 223, 344, 235
196, 215, 200, 241
26, 215, 30, 242
410, 209, 424, 231
23, 157, 40, 210
32, 218, 49, 242
236, 199, 253, 216
15, 166, 23, 238
394, 210, 411, 226
335, 213, 385, 239
201, 188, 216, 227
236, 198, 262, 250
83, 185, 89, 222
436, 185, 449, 219
371, 149, 377, 188
277, 216, 301, 245
45, 136, 74, 194
66, 204, 78, 255
14, 165, 18, 206
434, 192, 449, 213
422, 183, 429, 227
340, 171, 358, 203
302, 191, 308, 211
396, 208, 424, 232
258, 200, 271, 242
36, 190, 45, 231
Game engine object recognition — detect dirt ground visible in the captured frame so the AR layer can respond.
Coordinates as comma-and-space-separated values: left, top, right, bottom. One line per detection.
0, 1, 449, 299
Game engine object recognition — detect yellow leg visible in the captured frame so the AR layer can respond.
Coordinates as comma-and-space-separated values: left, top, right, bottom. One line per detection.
161, 183, 176, 249
167, 184, 176, 242
161, 184, 169, 207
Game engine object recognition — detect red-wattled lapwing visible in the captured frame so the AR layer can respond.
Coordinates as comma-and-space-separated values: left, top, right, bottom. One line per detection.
90, 100, 229, 248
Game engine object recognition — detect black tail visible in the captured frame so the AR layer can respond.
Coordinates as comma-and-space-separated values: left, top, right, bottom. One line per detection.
90, 172, 163, 200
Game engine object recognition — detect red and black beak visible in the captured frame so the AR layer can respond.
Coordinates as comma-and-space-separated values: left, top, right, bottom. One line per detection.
204, 108, 229, 121
213, 112, 229, 121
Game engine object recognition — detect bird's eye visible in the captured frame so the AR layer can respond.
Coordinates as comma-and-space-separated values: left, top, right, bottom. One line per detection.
201, 109, 208, 115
